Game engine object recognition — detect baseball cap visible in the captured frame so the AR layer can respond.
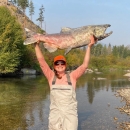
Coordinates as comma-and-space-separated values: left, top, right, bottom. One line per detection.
54, 55, 66, 63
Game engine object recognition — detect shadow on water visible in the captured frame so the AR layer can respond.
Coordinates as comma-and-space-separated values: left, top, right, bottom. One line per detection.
0, 70, 129, 130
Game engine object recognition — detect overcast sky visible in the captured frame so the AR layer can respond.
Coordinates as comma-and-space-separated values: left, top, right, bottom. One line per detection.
26, 0, 130, 46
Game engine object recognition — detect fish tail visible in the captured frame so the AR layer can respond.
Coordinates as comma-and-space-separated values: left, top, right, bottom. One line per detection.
23, 37, 38, 45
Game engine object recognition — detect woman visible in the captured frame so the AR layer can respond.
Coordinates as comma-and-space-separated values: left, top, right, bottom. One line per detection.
34, 35, 97, 130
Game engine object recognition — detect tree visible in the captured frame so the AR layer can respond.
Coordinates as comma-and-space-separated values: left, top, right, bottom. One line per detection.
29, 0, 34, 21
17, 0, 29, 27
92, 43, 103, 56
107, 43, 112, 55
37, 5, 45, 28
0, 7, 24, 74
102, 44, 107, 56
112, 45, 118, 57
17, 0, 29, 14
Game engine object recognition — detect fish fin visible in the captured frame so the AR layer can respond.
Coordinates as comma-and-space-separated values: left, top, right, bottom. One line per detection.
43, 43, 57, 52
60, 27, 72, 33
64, 48, 72, 55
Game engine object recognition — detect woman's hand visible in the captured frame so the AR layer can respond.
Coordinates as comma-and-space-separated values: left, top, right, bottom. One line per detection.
33, 35, 41, 47
88, 35, 98, 47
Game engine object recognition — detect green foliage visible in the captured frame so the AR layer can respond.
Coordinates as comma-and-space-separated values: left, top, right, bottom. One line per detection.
90, 56, 109, 70
17, 0, 29, 13
0, 6, 24, 73
22, 45, 40, 70
116, 57, 130, 69
112, 45, 130, 58
0, 49, 20, 73
107, 43, 112, 55
91, 43, 103, 56
37, 5, 45, 28
106, 54, 117, 65
66, 49, 84, 69
29, 0, 34, 20
89, 43, 130, 70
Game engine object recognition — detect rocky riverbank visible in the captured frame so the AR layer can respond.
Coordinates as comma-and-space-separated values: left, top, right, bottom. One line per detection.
115, 88, 130, 130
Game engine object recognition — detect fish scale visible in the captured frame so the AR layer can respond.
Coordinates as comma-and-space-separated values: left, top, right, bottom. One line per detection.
24, 24, 113, 55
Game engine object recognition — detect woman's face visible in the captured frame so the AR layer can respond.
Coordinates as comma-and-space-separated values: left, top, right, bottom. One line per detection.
54, 60, 66, 73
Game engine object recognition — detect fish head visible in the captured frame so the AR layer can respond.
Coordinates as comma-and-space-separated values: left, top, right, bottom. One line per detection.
61, 24, 113, 41
91, 24, 113, 41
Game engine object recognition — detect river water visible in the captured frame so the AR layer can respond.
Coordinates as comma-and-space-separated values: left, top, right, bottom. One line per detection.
0, 71, 129, 130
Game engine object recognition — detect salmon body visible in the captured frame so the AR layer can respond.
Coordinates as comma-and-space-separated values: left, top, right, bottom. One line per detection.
24, 24, 113, 54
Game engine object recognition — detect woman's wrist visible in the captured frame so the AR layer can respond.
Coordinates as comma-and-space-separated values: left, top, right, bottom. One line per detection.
34, 43, 39, 48
88, 43, 93, 48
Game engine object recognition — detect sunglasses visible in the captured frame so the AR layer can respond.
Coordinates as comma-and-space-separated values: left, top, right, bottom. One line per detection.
54, 61, 66, 66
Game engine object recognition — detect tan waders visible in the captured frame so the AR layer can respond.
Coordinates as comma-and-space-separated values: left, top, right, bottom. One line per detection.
49, 73, 78, 130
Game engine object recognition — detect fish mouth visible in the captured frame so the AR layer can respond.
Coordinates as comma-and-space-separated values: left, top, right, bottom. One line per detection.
97, 31, 113, 41
95, 24, 113, 41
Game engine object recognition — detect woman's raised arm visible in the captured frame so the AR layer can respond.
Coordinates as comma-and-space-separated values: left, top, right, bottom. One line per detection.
82, 35, 98, 69
70, 35, 97, 80
35, 43, 54, 80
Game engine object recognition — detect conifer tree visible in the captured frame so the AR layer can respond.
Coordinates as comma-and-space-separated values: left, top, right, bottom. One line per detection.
107, 43, 112, 55
17, 0, 29, 27
29, 0, 34, 21
37, 5, 45, 28
17, 0, 29, 14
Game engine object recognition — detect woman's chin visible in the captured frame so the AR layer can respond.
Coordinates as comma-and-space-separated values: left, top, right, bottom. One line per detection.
57, 70, 65, 73
55, 67, 66, 72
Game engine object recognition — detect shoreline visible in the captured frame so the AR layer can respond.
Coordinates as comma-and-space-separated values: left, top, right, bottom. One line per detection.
115, 88, 130, 129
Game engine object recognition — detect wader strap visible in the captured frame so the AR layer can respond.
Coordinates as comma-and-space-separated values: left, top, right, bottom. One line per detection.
66, 73, 72, 85
52, 75, 56, 85
52, 73, 72, 85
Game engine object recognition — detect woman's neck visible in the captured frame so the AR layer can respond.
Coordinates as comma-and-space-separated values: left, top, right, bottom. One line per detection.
58, 72, 66, 77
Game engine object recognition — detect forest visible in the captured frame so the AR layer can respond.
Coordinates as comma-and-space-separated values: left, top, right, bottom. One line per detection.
0, 5, 130, 75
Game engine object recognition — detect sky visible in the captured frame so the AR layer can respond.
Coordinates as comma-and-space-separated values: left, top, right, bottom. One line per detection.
26, 0, 130, 46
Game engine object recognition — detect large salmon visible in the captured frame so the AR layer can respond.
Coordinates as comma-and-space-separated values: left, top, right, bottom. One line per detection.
24, 24, 113, 54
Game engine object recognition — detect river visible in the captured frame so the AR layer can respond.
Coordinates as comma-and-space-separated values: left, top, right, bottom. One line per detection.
0, 71, 129, 130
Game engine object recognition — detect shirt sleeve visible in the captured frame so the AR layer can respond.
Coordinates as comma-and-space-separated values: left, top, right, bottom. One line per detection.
37, 58, 54, 80
70, 64, 86, 80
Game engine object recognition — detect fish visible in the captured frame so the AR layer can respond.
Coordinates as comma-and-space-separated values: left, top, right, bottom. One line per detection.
24, 24, 113, 55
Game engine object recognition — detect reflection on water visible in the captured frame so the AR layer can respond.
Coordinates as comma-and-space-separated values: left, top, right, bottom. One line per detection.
0, 71, 129, 130
0, 76, 50, 130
